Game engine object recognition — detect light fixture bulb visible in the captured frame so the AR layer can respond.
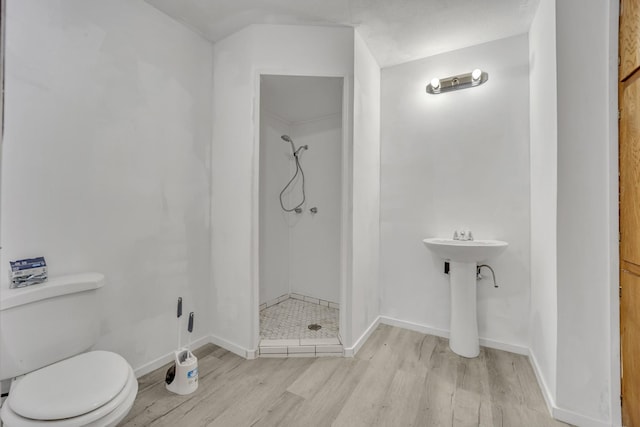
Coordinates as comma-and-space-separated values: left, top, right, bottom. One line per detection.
471, 68, 482, 81
430, 78, 440, 89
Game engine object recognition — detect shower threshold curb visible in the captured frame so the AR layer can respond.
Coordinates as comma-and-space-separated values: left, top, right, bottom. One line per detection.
259, 337, 343, 358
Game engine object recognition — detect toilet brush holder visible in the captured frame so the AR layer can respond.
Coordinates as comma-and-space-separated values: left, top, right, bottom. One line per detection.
165, 349, 198, 395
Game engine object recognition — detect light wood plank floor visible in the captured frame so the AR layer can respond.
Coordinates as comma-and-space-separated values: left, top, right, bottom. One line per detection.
121, 325, 570, 427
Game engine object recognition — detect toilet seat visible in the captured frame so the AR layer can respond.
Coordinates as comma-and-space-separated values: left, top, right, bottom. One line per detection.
10, 351, 130, 420
0, 351, 138, 427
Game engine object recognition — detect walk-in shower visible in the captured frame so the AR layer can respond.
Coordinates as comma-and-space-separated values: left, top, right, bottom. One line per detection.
258, 75, 344, 356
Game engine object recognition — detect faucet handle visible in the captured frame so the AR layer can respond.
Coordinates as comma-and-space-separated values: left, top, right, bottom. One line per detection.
453, 230, 459, 240
468, 230, 474, 241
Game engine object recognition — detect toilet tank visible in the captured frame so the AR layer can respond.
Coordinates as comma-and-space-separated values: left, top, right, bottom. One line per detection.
0, 273, 105, 381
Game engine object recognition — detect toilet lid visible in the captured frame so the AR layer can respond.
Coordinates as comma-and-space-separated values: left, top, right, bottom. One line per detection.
9, 351, 130, 421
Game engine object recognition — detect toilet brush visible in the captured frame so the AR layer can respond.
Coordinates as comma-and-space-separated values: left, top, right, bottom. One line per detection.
165, 305, 198, 395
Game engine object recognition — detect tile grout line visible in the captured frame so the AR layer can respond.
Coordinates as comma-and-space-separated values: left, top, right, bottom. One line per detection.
260, 292, 340, 311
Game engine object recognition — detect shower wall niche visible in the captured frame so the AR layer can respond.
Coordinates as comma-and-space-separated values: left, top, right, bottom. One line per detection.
259, 75, 343, 306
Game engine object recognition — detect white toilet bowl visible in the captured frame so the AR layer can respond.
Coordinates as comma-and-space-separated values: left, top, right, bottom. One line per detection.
0, 351, 138, 427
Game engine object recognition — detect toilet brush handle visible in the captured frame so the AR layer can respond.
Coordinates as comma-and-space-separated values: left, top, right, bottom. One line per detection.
187, 312, 194, 350
177, 297, 183, 350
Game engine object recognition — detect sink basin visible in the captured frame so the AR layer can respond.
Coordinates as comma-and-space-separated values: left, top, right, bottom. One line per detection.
422, 238, 508, 263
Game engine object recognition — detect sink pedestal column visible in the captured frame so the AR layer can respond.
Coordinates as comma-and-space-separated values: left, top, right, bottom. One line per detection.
449, 261, 479, 358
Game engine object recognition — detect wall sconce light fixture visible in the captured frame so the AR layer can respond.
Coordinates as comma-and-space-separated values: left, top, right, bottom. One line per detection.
426, 69, 488, 94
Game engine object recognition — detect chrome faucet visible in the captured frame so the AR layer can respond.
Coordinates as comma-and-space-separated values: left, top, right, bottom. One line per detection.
453, 229, 474, 241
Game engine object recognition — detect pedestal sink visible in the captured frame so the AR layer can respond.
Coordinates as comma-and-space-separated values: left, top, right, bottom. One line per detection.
423, 237, 508, 358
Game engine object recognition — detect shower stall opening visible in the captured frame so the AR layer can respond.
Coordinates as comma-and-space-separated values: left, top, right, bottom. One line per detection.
258, 75, 344, 356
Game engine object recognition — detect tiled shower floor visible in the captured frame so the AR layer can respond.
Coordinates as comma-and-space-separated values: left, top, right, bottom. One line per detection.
259, 298, 342, 356
260, 298, 339, 339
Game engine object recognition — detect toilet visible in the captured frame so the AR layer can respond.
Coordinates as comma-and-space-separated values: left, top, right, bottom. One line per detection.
0, 273, 137, 426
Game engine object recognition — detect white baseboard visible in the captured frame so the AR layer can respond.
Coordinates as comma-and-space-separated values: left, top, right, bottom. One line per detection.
528, 348, 556, 416
379, 315, 449, 339
378, 316, 528, 356
479, 336, 528, 356
343, 316, 381, 357
553, 407, 611, 427
209, 333, 251, 359
133, 334, 210, 378
133, 333, 251, 378
527, 349, 611, 427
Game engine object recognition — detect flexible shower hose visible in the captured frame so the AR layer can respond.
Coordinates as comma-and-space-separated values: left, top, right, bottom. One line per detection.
279, 151, 306, 212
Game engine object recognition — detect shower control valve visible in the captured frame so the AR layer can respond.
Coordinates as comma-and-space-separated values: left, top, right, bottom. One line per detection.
294, 208, 303, 214
310, 207, 318, 214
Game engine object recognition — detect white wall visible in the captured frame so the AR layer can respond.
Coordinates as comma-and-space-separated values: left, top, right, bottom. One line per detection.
380, 34, 530, 351
528, 0, 558, 406
526, 2, 619, 425
290, 114, 342, 303
259, 111, 291, 304
349, 32, 381, 347
555, 0, 616, 424
211, 25, 354, 352
2, 0, 212, 372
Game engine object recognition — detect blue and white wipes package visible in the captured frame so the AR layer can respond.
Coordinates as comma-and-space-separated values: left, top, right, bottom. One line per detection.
9, 257, 48, 288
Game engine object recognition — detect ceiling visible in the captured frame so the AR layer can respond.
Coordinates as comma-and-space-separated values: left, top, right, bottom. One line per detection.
261, 75, 343, 123
145, 0, 539, 68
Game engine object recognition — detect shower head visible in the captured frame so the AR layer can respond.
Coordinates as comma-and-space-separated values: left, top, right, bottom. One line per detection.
281, 135, 295, 154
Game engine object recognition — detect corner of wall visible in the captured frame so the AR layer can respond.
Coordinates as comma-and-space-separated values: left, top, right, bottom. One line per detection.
554, 1, 615, 424
343, 315, 381, 357
528, 347, 556, 416
350, 26, 382, 346
209, 333, 254, 360
527, 0, 558, 409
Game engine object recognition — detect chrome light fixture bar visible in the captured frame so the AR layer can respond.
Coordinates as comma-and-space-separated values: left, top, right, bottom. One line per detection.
426, 69, 488, 95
